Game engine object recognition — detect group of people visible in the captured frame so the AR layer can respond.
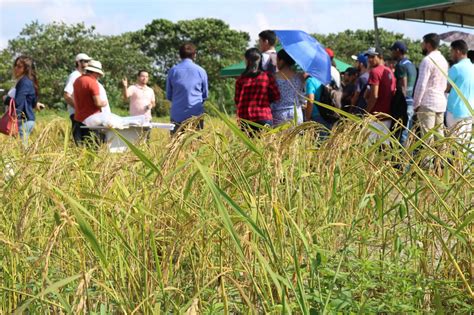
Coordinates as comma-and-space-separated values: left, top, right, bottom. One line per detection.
234, 30, 474, 150
2, 30, 473, 153
64, 54, 157, 145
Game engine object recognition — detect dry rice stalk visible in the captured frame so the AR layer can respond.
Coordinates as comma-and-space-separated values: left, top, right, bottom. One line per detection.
38, 221, 67, 288
73, 268, 95, 314
185, 298, 199, 315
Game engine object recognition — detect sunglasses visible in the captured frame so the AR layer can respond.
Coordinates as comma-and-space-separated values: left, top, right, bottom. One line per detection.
80, 60, 90, 63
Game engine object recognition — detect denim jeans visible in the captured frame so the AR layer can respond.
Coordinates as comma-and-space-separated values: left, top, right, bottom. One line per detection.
18, 120, 35, 146
399, 99, 414, 147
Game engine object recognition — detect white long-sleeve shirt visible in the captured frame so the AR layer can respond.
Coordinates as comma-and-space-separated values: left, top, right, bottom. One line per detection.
413, 50, 449, 112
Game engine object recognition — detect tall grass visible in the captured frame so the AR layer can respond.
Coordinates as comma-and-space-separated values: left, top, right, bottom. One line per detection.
0, 113, 473, 313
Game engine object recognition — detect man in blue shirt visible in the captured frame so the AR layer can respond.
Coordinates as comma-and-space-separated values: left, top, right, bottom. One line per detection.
166, 43, 208, 134
391, 41, 417, 147
350, 53, 369, 115
447, 40, 474, 149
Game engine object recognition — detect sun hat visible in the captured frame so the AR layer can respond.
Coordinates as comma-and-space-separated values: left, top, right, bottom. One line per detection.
75, 53, 92, 62
84, 60, 104, 76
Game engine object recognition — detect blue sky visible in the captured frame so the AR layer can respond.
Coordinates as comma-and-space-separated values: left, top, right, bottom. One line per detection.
0, 0, 470, 49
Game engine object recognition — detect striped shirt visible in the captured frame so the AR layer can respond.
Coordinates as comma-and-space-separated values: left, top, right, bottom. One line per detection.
413, 50, 449, 112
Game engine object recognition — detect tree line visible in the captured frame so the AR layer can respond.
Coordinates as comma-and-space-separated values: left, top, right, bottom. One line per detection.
0, 19, 441, 116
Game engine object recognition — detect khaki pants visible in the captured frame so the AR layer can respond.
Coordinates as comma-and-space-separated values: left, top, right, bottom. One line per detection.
416, 109, 445, 141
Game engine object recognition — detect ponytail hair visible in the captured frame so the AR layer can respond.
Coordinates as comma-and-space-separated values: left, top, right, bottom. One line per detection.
242, 48, 262, 77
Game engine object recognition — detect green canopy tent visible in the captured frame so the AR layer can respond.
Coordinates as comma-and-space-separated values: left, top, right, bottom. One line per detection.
373, 0, 474, 47
220, 57, 352, 78
374, 0, 474, 27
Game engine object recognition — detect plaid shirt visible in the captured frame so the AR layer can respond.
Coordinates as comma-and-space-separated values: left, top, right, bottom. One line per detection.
235, 72, 280, 121
413, 50, 449, 112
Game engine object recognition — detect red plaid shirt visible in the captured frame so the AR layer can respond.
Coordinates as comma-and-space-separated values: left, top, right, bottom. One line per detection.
235, 72, 280, 121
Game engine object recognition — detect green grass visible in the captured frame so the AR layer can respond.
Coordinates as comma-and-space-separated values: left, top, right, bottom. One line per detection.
0, 111, 473, 313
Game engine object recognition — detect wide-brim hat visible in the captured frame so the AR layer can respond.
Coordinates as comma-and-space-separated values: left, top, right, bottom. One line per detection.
84, 60, 104, 76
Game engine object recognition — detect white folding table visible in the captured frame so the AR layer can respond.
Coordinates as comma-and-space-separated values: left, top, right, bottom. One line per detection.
82, 122, 174, 153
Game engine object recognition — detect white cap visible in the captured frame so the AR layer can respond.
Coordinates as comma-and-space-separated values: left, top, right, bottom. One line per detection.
84, 60, 104, 76
75, 53, 92, 62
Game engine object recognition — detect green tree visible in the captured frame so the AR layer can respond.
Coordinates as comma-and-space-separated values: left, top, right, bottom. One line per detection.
134, 18, 249, 114
0, 21, 152, 111
1, 21, 97, 109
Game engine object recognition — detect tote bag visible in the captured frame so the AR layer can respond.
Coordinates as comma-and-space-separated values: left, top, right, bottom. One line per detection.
0, 98, 19, 136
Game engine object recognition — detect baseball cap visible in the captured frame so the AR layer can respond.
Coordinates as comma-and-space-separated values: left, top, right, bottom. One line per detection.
390, 41, 407, 53
364, 47, 384, 57
75, 53, 92, 62
351, 53, 368, 67
325, 47, 334, 59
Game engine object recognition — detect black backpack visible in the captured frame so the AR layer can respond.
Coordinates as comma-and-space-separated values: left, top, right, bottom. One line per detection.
390, 89, 408, 134
317, 80, 342, 124
265, 52, 277, 74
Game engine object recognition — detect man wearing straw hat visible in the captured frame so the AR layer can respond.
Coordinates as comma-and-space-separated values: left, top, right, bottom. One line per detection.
73, 60, 107, 145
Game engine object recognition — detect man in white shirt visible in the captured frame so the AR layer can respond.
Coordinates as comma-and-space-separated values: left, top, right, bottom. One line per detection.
258, 30, 277, 73
64, 53, 92, 144
413, 33, 449, 141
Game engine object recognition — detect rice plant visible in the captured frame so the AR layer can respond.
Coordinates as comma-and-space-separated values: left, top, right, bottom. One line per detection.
0, 112, 472, 313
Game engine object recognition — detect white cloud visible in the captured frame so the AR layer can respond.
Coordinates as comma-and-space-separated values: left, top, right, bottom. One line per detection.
38, 0, 96, 24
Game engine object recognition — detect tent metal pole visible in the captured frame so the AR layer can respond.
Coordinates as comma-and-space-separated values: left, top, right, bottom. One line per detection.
374, 16, 380, 49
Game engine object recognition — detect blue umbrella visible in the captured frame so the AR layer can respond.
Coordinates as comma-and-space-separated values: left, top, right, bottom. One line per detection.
274, 30, 331, 85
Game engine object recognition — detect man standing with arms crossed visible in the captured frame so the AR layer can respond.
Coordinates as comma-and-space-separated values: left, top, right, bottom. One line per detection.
166, 43, 208, 135
64, 53, 92, 144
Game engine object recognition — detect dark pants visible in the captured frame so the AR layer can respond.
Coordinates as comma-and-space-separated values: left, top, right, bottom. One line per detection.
170, 118, 204, 136
70, 114, 83, 145
75, 120, 105, 148
240, 120, 272, 137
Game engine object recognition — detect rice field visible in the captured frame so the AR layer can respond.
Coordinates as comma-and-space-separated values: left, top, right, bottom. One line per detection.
0, 111, 473, 313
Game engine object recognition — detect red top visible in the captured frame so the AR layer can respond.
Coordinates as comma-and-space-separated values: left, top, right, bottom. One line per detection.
368, 65, 396, 115
234, 72, 280, 122
73, 74, 101, 122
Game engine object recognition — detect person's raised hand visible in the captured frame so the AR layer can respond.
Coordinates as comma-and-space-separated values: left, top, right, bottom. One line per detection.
122, 77, 128, 88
